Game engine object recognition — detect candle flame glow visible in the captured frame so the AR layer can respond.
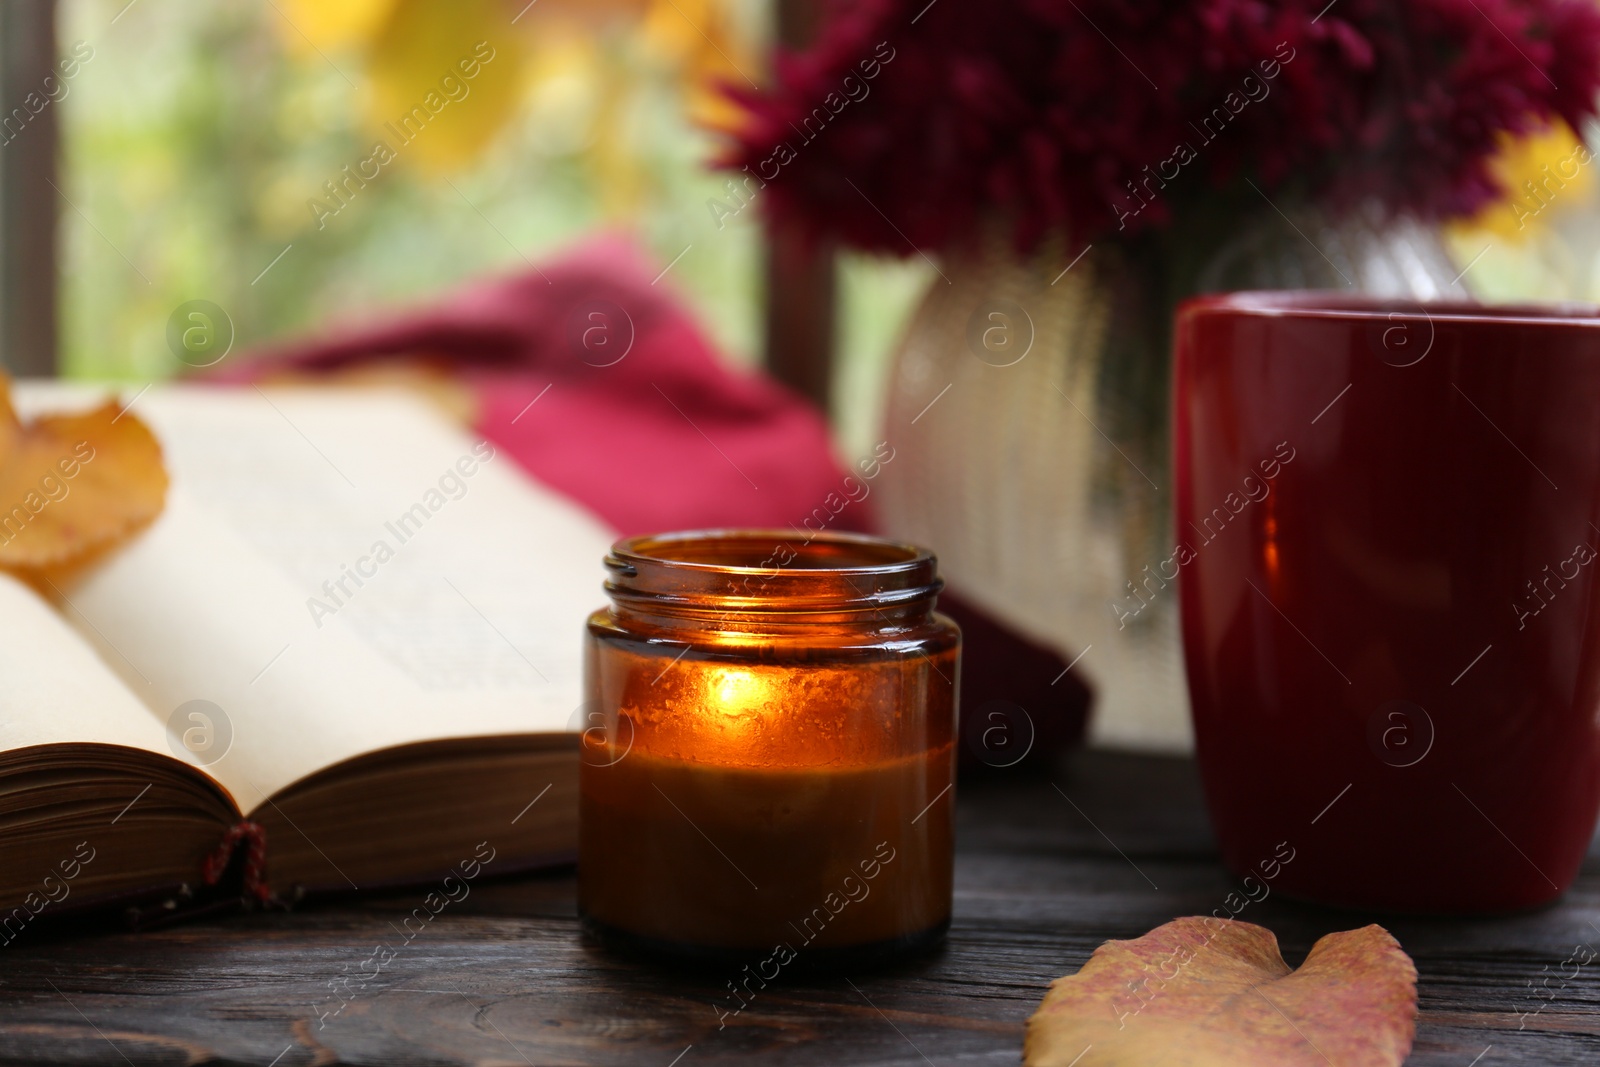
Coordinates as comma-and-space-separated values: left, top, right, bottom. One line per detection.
707, 667, 766, 718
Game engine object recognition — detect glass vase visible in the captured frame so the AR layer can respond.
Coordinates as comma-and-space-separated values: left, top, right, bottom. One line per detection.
876, 208, 1463, 750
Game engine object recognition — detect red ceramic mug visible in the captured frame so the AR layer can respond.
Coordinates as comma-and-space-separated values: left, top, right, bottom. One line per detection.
1173, 292, 1600, 913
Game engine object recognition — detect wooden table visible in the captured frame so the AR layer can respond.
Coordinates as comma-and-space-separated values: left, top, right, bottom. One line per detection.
3, 750, 1596, 1065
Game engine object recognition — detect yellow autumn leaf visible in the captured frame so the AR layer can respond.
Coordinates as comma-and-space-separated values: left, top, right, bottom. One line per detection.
641, 0, 712, 63
536, 0, 654, 22
365, 0, 526, 173
0, 377, 168, 572
641, 0, 757, 132
522, 25, 604, 151
1458, 122, 1595, 242
273, 0, 397, 55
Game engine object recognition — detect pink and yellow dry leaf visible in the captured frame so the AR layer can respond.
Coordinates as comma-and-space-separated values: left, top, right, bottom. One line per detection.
1024, 917, 1417, 1067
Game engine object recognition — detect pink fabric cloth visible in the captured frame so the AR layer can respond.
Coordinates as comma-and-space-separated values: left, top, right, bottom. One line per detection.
223, 234, 871, 538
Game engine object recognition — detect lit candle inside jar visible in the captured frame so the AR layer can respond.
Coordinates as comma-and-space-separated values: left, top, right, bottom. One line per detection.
578, 530, 959, 967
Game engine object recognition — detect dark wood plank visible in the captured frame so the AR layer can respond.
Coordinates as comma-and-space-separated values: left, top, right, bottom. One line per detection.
1, 751, 1598, 1065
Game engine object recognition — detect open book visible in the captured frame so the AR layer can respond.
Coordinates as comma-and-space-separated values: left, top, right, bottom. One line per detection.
0, 384, 613, 928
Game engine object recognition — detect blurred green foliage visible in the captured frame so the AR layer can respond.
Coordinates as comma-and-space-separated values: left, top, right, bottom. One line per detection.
57, 0, 930, 458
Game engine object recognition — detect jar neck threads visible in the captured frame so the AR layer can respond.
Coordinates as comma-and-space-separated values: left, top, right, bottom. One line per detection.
603, 530, 943, 627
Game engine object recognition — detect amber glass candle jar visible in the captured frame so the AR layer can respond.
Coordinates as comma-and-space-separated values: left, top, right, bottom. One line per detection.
578, 530, 960, 968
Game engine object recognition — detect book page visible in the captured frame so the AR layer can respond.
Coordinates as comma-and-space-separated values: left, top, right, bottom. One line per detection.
36, 385, 616, 812
0, 571, 173, 759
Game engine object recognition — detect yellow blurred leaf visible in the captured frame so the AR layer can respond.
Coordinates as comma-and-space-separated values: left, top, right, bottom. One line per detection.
531, 0, 653, 23
641, 0, 756, 132
1458, 122, 1595, 242
274, 0, 397, 54
522, 28, 603, 155
640, 0, 708, 61
0, 378, 168, 572
366, 0, 525, 172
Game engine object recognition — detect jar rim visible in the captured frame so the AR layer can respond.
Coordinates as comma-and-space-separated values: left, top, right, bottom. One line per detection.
611, 528, 931, 573
1178, 289, 1600, 329
604, 529, 942, 614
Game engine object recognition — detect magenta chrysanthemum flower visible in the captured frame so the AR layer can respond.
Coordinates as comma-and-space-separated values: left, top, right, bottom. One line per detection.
718, 0, 1600, 255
